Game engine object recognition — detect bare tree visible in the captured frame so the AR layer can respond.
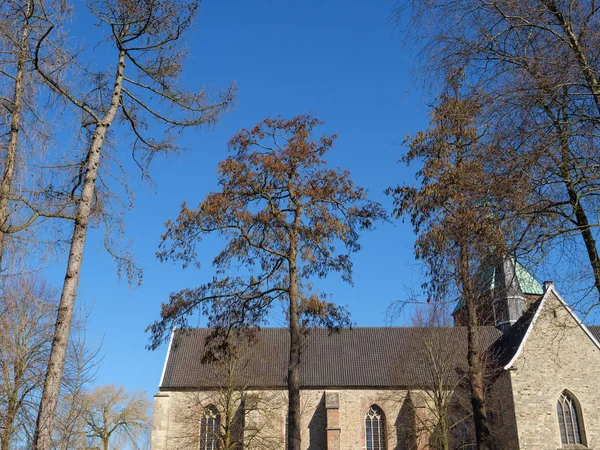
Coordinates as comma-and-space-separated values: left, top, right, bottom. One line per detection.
0, 0, 75, 273
32, 0, 235, 446
0, 275, 55, 450
82, 384, 151, 450
404, 306, 474, 450
393, 0, 600, 305
52, 305, 102, 450
0, 275, 100, 450
169, 344, 283, 450
148, 115, 385, 450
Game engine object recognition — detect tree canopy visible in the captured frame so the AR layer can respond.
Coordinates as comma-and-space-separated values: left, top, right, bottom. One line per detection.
149, 114, 385, 450
149, 114, 385, 349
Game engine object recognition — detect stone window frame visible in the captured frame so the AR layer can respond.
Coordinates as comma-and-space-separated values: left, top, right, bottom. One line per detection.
556, 390, 587, 448
199, 404, 220, 450
365, 404, 387, 450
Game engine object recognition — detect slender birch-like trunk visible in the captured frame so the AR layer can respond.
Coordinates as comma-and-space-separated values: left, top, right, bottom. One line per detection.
33, 49, 126, 450
0, 0, 33, 269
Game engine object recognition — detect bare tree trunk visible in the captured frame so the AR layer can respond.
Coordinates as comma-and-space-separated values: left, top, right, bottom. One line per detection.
1, 394, 19, 450
33, 49, 126, 450
287, 273, 301, 450
540, 0, 600, 115
467, 317, 491, 450
287, 212, 301, 450
560, 167, 600, 297
551, 121, 600, 297
0, 0, 33, 269
460, 247, 491, 450
1, 367, 26, 450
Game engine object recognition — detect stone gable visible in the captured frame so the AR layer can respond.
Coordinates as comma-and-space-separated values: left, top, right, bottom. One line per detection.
509, 289, 600, 449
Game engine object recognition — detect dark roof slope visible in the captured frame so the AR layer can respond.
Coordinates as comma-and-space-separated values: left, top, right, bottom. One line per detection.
489, 298, 542, 368
587, 325, 600, 343
160, 327, 502, 390
489, 293, 600, 369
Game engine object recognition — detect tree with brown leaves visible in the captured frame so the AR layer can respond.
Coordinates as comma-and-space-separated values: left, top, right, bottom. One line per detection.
32, 0, 234, 447
149, 115, 385, 450
388, 84, 511, 450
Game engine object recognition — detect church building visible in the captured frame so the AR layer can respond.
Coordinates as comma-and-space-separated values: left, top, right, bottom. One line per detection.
150, 260, 600, 449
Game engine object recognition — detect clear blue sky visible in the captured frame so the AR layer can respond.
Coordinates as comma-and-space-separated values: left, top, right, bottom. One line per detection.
43, 0, 435, 398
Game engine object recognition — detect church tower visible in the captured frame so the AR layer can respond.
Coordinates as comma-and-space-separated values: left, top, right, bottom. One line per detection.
452, 257, 544, 331
492, 258, 527, 332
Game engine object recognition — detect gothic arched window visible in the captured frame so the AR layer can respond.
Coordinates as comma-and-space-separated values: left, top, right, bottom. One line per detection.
199, 405, 220, 450
557, 392, 585, 446
365, 405, 386, 450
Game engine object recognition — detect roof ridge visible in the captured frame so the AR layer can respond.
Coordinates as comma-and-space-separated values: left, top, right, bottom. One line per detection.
175, 325, 500, 331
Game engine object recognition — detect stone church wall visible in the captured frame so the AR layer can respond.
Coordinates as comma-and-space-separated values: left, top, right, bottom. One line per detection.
488, 371, 519, 450
151, 388, 420, 449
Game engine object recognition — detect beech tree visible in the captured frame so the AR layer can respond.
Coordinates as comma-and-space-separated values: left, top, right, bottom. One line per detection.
31, 0, 234, 447
149, 115, 385, 450
387, 85, 512, 450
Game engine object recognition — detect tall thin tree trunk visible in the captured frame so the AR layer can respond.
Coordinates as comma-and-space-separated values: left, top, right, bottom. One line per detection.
540, 0, 600, 115
1, 394, 18, 450
553, 125, 600, 298
540, 103, 600, 298
33, 49, 126, 450
460, 246, 491, 450
0, 0, 33, 269
560, 167, 600, 296
287, 211, 302, 450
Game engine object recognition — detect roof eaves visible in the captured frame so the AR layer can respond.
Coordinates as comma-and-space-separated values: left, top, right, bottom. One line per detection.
158, 327, 176, 389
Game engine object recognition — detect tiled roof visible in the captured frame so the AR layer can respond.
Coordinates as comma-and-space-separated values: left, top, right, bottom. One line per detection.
160, 327, 502, 390
589, 325, 600, 343
489, 292, 600, 369
489, 298, 542, 368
